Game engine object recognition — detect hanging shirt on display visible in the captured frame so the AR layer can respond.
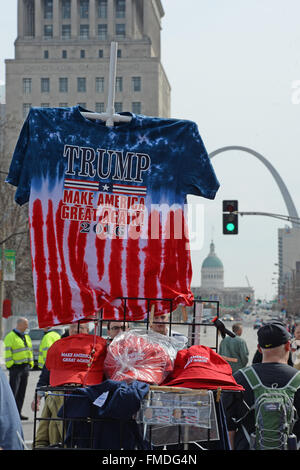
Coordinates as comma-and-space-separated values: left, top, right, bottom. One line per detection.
6, 106, 220, 327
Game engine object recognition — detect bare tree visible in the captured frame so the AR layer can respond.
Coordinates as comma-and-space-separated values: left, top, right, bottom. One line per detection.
0, 113, 35, 304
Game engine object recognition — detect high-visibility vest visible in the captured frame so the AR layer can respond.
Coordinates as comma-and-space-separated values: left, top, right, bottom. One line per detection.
4, 330, 34, 369
38, 330, 61, 369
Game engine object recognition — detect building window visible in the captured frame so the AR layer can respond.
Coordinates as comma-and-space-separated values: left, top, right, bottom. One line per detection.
59, 77, 68, 93
115, 24, 125, 38
132, 77, 141, 92
95, 102, 105, 113
23, 78, 32, 94
59, 103, 68, 107
79, 0, 89, 18
62, 24, 71, 39
77, 78, 86, 93
41, 78, 50, 93
44, 0, 53, 19
116, 77, 123, 93
80, 0, 89, 18
24, 0, 35, 36
80, 24, 89, 39
117, 49, 122, 58
62, 50, 68, 58
78, 102, 87, 108
23, 103, 32, 118
44, 50, 49, 59
98, 49, 103, 58
98, 24, 107, 40
116, 0, 126, 18
132, 102, 141, 114
95, 77, 104, 93
115, 102, 122, 113
98, 0, 107, 18
44, 24, 53, 39
80, 49, 86, 58
61, 0, 71, 19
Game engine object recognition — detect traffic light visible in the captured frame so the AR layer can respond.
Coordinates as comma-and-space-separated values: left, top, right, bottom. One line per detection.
222, 200, 238, 235
245, 296, 251, 303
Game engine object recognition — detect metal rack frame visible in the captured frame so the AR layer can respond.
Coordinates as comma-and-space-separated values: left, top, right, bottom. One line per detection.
32, 296, 233, 450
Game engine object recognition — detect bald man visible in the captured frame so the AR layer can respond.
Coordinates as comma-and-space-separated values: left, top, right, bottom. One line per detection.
4, 317, 34, 419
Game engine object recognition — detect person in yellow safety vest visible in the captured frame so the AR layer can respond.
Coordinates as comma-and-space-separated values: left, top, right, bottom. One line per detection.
38, 328, 61, 369
4, 317, 34, 420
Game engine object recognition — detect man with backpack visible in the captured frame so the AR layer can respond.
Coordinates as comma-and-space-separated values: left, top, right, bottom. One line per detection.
222, 321, 300, 450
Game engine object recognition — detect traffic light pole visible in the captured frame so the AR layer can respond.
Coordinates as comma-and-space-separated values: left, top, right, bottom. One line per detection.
235, 211, 300, 225
223, 200, 238, 234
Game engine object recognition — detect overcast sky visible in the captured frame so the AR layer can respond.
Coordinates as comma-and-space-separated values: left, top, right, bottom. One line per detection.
1, 0, 300, 301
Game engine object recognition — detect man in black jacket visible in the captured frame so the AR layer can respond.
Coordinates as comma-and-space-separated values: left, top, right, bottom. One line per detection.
222, 321, 300, 450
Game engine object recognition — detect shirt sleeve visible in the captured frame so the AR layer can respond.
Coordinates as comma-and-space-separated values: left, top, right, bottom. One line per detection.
179, 121, 220, 199
238, 339, 249, 368
5, 111, 32, 206
36, 365, 50, 389
222, 371, 249, 431
0, 368, 24, 450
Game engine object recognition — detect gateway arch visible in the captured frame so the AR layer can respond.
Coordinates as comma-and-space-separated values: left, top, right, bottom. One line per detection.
208, 145, 299, 228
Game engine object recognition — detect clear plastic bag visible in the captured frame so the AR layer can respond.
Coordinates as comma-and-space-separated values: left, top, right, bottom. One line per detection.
104, 329, 181, 384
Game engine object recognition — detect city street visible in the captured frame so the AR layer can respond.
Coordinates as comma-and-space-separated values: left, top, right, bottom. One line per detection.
4, 318, 260, 449
1, 0, 300, 457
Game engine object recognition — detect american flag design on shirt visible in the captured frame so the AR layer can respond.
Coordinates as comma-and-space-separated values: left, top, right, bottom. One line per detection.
7, 106, 220, 327
64, 178, 147, 196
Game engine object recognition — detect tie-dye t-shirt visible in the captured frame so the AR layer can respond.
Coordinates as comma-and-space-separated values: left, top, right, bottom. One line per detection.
7, 106, 220, 327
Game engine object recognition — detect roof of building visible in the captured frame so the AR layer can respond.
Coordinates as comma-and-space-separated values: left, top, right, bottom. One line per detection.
201, 241, 224, 269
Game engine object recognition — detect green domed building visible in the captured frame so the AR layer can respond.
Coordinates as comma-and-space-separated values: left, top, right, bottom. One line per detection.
201, 241, 224, 289
191, 240, 254, 310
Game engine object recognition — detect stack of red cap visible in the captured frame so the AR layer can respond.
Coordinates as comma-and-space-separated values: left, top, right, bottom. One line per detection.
46, 334, 107, 386
104, 330, 176, 385
163, 345, 244, 391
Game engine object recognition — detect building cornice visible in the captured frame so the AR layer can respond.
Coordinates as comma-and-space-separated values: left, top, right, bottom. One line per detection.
154, 0, 165, 18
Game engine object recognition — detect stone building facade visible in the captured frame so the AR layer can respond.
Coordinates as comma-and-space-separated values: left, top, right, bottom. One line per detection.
4, 0, 171, 170
192, 240, 255, 310
1, 0, 171, 333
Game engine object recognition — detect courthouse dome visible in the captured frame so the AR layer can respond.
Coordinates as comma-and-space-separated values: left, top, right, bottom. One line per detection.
201, 241, 224, 289
201, 241, 223, 269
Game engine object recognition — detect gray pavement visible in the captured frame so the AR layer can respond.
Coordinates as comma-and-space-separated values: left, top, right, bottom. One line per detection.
1, 320, 260, 450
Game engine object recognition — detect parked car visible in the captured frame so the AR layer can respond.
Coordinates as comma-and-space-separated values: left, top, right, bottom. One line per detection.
29, 327, 65, 368
222, 315, 234, 321
202, 315, 214, 324
253, 319, 263, 330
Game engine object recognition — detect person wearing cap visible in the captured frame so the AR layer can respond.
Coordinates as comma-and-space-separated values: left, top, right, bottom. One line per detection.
222, 321, 300, 450
291, 323, 300, 370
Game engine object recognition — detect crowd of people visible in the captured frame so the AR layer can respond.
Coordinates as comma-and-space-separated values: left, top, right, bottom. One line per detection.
2, 314, 300, 450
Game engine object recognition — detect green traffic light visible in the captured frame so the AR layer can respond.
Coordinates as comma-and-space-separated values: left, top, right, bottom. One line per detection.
226, 223, 236, 232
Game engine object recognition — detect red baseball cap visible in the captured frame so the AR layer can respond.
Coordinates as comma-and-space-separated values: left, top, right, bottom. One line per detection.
46, 334, 107, 386
163, 345, 244, 391
104, 330, 176, 385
